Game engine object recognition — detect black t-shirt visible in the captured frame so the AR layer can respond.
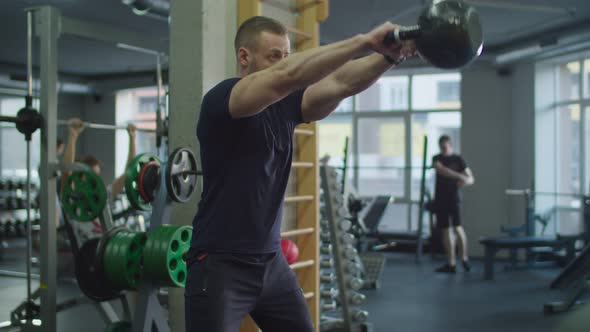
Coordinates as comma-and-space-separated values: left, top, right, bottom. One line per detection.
432, 154, 467, 206
191, 78, 305, 254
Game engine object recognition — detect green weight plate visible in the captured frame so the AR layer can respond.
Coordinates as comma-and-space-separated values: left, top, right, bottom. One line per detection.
143, 225, 192, 287
104, 321, 131, 332
125, 153, 160, 211
61, 169, 107, 222
103, 230, 147, 290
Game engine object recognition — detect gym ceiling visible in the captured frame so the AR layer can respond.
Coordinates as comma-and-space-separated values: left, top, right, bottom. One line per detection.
0, 0, 589, 77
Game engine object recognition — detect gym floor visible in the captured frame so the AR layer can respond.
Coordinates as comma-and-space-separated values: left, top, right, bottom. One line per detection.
1, 239, 588, 332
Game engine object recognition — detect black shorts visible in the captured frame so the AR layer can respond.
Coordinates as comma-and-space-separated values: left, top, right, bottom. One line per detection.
184, 248, 314, 332
435, 206, 462, 228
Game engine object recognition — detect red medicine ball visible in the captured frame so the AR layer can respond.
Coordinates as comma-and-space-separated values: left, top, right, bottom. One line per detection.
281, 239, 299, 264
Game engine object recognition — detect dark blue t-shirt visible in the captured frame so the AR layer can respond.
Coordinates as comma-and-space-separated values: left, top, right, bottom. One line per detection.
432, 154, 467, 206
191, 78, 305, 254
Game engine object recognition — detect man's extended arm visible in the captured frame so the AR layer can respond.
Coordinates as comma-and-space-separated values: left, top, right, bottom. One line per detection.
60, 118, 85, 191
111, 124, 136, 198
229, 22, 405, 119
301, 41, 415, 122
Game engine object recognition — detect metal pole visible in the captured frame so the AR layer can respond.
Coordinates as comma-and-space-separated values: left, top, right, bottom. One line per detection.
26, 140, 33, 320
25, 11, 34, 319
27, 11, 33, 97
156, 54, 163, 109
38, 6, 60, 331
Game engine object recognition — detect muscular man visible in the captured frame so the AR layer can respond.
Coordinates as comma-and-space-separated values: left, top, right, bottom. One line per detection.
432, 135, 474, 273
185, 16, 415, 332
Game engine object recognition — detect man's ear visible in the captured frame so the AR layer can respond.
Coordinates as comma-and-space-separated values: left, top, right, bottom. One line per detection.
237, 47, 250, 67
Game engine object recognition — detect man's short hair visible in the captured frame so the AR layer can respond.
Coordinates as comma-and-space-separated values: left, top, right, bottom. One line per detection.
439, 135, 451, 146
77, 155, 101, 168
57, 137, 64, 147
234, 16, 287, 54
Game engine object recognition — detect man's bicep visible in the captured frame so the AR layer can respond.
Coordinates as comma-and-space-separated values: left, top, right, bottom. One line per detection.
229, 70, 290, 119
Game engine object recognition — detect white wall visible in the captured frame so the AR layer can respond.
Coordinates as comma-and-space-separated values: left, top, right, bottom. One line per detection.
509, 64, 536, 229
461, 66, 513, 257
81, 93, 117, 183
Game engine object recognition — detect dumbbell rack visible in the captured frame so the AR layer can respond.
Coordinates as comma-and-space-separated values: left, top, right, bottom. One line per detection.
0, 177, 39, 259
319, 165, 372, 332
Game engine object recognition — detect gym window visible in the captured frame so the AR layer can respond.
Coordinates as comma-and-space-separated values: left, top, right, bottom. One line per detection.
535, 56, 590, 237
0, 97, 41, 177
115, 87, 159, 176
318, 72, 462, 235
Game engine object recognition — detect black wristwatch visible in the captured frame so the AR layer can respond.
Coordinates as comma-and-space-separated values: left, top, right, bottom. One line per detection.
384, 54, 404, 66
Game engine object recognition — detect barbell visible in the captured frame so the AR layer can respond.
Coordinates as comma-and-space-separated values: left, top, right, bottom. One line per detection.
384, 0, 484, 69
57, 120, 157, 133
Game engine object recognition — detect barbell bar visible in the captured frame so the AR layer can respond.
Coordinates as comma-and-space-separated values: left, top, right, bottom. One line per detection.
57, 120, 157, 133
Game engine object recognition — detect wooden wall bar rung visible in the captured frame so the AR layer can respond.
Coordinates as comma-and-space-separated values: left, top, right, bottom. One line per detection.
294, 128, 315, 136
286, 26, 312, 40
304, 292, 315, 299
284, 195, 314, 203
292, 161, 314, 168
290, 260, 315, 270
280, 227, 315, 237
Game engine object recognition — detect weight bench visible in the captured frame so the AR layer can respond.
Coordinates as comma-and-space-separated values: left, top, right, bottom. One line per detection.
480, 236, 577, 280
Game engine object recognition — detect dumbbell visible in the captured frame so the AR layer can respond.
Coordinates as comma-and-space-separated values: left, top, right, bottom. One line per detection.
6, 179, 14, 191
321, 301, 337, 311
320, 288, 338, 300
320, 272, 336, 284
351, 310, 368, 323
338, 219, 351, 232
347, 277, 364, 291
16, 180, 25, 190
17, 198, 26, 209
320, 258, 334, 269
0, 198, 6, 210
4, 219, 16, 237
320, 232, 331, 243
341, 233, 355, 246
336, 206, 348, 218
0, 179, 6, 190
6, 197, 16, 210
349, 292, 366, 306
346, 261, 362, 274
320, 244, 332, 255
15, 218, 27, 237
341, 246, 358, 260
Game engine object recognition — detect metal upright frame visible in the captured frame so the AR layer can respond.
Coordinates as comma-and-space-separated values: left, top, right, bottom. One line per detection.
28, 7, 163, 332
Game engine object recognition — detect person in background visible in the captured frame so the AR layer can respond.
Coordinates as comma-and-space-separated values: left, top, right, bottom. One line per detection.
60, 118, 136, 242
432, 135, 475, 273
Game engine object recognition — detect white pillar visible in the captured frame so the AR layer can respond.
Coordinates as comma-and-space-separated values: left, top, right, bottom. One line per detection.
168, 0, 236, 330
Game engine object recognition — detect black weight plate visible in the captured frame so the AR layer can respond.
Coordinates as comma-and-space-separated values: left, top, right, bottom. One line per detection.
74, 238, 121, 302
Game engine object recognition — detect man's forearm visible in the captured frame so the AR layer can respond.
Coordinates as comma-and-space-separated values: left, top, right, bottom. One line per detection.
332, 53, 394, 97
125, 137, 136, 168
272, 34, 371, 92
437, 167, 466, 181
63, 133, 77, 165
